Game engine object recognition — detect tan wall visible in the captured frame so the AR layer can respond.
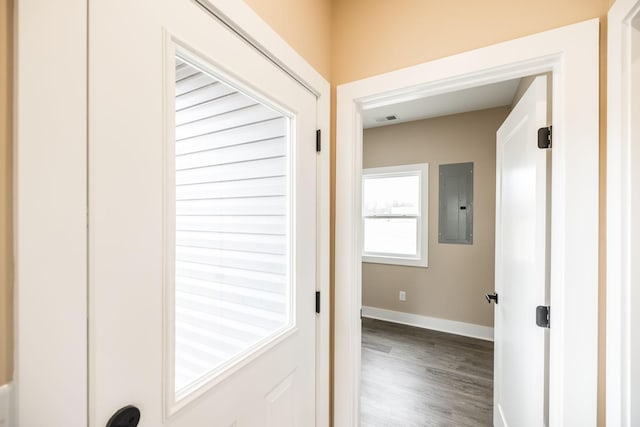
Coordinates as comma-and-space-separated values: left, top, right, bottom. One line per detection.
330, 0, 608, 85
0, 0, 13, 386
362, 107, 509, 327
243, 0, 332, 80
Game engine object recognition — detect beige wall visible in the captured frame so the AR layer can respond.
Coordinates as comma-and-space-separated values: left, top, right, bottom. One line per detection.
362, 107, 509, 327
330, 0, 608, 85
0, 0, 13, 386
243, 0, 332, 80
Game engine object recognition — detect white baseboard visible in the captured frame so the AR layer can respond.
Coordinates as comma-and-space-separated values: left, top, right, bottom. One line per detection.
0, 384, 12, 427
362, 306, 494, 341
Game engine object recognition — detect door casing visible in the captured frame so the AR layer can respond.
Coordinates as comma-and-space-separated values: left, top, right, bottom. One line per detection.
13, 1, 330, 425
607, 0, 640, 425
335, 19, 599, 427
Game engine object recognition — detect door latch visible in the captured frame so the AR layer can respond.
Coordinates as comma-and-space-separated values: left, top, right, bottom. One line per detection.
485, 293, 498, 304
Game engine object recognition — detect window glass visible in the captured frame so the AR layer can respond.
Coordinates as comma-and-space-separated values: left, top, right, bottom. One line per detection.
363, 175, 420, 216
363, 217, 418, 255
362, 164, 428, 267
173, 57, 292, 396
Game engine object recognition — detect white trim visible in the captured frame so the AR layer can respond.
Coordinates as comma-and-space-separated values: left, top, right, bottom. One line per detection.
314, 96, 331, 427
15, 1, 330, 426
0, 384, 12, 427
195, 0, 318, 97
335, 19, 599, 427
607, 0, 640, 425
362, 306, 494, 341
362, 163, 429, 267
199, 6, 331, 425
201, 0, 328, 98
14, 0, 88, 426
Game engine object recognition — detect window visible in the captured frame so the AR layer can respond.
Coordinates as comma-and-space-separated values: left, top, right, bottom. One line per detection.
362, 163, 428, 267
172, 56, 293, 398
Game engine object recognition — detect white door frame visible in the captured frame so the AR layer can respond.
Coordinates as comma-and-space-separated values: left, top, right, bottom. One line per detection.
335, 19, 599, 427
13, 1, 330, 426
607, 0, 640, 425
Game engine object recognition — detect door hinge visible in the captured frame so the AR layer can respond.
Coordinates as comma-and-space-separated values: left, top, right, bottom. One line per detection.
316, 129, 321, 152
537, 126, 552, 149
536, 305, 550, 328
485, 292, 498, 304
315, 291, 320, 314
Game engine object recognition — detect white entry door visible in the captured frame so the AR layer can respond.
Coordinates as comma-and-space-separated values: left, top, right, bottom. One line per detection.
89, 1, 317, 426
493, 76, 550, 427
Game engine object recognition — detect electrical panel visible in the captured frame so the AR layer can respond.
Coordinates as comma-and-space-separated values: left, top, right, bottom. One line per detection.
438, 162, 474, 244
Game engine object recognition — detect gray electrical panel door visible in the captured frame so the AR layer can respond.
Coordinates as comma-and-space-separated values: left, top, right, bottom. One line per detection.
438, 162, 473, 244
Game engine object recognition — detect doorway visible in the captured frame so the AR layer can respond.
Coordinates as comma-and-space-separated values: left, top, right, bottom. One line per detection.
357, 77, 543, 425
335, 19, 599, 426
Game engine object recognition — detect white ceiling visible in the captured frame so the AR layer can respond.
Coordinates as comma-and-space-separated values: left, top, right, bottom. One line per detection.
362, 78, 521, 129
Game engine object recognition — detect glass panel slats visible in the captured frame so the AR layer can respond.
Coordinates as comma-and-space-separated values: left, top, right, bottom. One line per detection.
173, 58, 291, 395
175, 118, 286, 155
176, 230, 286, 255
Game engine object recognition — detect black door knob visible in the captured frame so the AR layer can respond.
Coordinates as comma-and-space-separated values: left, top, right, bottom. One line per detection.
485, 293, 498, 304
106, 405, 140, 427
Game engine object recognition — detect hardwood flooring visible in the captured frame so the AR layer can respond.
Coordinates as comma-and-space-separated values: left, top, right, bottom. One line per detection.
360, 318, 494, 427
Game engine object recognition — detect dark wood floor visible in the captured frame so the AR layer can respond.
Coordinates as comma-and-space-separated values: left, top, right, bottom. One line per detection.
360, 318, 494, 427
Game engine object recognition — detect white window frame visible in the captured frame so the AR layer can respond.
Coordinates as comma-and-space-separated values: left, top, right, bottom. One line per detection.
361, 163, 428, 267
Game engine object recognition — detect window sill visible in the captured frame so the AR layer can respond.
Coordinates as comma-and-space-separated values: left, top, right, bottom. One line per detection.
362, 255, 428, 268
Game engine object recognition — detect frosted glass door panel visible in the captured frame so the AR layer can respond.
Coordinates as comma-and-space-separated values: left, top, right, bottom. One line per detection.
173, 58, 292, 395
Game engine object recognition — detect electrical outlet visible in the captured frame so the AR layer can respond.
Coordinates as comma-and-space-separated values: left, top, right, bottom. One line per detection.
399, 291, 406, 301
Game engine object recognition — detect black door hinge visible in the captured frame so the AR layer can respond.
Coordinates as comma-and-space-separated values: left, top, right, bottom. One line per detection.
536, 305, 550, 328
316, 129, 321, 152
538, 126, 552, 149
485, 293, 498, 304
315, 291, 320, 314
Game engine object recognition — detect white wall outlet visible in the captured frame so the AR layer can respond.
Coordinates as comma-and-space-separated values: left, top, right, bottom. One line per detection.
399, 291, 406, 301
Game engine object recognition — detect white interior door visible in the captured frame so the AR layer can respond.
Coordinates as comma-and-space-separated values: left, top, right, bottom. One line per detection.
494, 76, 550, 427
89, 1, 317, 426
